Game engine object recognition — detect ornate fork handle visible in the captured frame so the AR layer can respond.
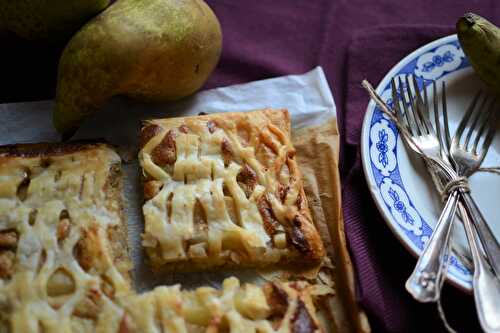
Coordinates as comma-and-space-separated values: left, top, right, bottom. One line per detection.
406, 189, 460, 302
460, 203, 500, 333
459, 190, 500, 277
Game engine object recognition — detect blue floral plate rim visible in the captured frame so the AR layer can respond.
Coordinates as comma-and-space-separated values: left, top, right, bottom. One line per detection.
360, 34, 473, 292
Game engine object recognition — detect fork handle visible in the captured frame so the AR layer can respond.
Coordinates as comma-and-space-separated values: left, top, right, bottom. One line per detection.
460, 190, 500, 278
405, 190, 460, 302
460, 203, 500, 333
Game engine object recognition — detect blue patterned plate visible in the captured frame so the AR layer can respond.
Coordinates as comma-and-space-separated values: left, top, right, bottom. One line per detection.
361, 34, 500, 291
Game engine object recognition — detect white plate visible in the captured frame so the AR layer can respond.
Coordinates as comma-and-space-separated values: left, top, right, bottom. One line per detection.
361, 34, 500, 291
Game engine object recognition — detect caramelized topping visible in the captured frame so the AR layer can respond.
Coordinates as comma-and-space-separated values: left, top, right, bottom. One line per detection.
140, 124, 163, 149
143, 180, 163, 200
0, 251, 15, 279
75, 225, 104, 272
166, 192, 174, 220
0, 230, 18, 279
237, 164, 257, 198
57, 219, 71, 242
264, 283, 289, 317
207, 120, 218, 134
296, 192, 306, 211
56, 210, 71, 243
277, 184, 289, 203
72, 288, 101, 319
221, 138, 233, 166
37, 249, 47, 272
119, 314, 131, 333
290, 215, 311, 255
0, 230, 18, 248
179, 124, 189, 134
222, 183, 231, 197
16, 174, 30, 201
28, 209, 38, 226
151, 130, 177, 167
257, 197, 281, 236
193, 200, 208, 228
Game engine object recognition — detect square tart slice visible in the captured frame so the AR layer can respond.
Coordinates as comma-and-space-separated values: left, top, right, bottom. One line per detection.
0, 142, 132, 332
139, 109, 325, 271
117, 277, 332, 333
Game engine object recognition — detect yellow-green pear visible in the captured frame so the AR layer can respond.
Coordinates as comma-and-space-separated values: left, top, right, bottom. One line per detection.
54, 0, 222, 137
457, 13, 500, 95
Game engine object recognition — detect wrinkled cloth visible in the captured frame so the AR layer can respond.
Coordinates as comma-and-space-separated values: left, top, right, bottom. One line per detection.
2, 1, 500, 332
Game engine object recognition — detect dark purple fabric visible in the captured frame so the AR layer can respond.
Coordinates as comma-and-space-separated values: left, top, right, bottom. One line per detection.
342, 25, 478, 332
2, 1, 500, 332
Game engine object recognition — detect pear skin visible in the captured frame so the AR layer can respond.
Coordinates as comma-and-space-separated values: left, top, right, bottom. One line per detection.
0, 0, 111, 41
457, 13, 500, 95
54, 0, 222, 137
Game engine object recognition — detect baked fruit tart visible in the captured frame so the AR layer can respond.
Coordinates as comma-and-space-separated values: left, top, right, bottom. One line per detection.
0, 142, 132, 332
138, 109, 325, 271
118, 277, 331, 333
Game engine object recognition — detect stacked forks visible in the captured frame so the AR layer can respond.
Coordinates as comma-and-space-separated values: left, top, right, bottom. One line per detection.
390, 75, 500, 333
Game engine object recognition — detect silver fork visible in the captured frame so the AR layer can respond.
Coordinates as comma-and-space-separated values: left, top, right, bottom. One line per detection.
393, 75, 500, 332
449, 92, 500, 277
391, 76, 461, 302
448, 92, 500, 333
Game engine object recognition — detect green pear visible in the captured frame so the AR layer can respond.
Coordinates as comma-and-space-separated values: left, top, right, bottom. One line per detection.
54, 0, 222, 137
457, 13, 500, 95
0, 0, 111, 41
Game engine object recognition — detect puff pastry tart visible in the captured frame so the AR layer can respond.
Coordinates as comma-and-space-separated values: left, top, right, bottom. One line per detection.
0, 142, 132, 332
139, 109, 325, 271
117, 277, 331, 333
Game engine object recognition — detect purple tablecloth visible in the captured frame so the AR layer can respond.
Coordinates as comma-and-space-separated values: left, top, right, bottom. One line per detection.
2, 1, 500, 331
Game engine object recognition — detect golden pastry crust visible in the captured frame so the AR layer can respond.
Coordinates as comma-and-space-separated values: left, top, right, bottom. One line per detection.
139, 109, 325, 271
0, 142, 132, 332
0, 140, 107, 157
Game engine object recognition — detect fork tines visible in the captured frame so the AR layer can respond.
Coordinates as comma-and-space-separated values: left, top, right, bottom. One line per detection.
390, 74, 500, 161
452, 91, 498, 158
391, 75, 449, 158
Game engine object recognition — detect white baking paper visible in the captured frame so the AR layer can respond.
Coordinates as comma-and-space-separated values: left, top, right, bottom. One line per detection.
0, 66, 337, 291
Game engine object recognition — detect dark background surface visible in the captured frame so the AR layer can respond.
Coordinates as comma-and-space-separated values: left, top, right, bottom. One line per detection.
1, 1, 499, 332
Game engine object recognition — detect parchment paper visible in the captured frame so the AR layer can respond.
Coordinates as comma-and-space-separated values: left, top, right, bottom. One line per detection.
0, 67, 369, 333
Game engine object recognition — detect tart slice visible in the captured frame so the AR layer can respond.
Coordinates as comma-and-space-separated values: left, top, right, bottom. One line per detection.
117, 277, 332, 333
0, 142, 132, 332
139, 109, 325, 271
